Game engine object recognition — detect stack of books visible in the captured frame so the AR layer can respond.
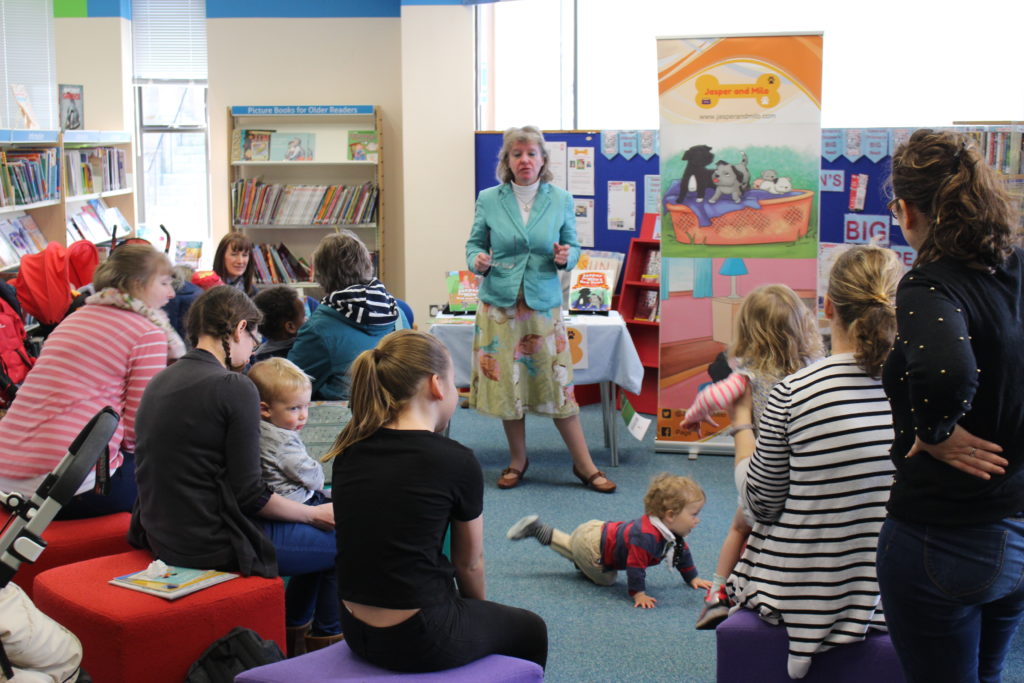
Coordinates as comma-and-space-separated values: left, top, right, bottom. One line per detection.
1, 148, 61, 207
64, 147, 128, 196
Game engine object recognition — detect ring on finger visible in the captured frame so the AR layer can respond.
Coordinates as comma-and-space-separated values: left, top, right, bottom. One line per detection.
968, 447, 977, 458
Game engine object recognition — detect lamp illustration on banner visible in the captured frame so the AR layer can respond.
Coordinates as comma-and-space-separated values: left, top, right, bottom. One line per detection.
719, 258, 748, 298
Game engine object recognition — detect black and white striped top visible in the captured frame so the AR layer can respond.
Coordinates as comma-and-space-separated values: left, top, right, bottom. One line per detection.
728, 353, 895, 680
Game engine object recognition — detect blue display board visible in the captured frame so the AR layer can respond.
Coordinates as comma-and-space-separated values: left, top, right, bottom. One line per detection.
474, 131, 659, 259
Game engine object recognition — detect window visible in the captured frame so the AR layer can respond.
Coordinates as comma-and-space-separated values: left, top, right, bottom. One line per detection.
479, 0, 1024, 130
132, 0, 210, 254
0, 0, 56, 129
475, 0, 574, 131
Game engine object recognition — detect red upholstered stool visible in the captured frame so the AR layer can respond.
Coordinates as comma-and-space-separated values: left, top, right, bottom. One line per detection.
12, 511, 132, 599
34, 549, 285, 683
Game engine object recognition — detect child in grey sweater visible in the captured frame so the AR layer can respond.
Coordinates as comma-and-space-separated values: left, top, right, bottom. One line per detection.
247, 357, 328, 505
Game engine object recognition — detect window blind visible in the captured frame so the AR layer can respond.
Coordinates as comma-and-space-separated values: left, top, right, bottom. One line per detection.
0, 0, 56, 129
132, 0, 207, 82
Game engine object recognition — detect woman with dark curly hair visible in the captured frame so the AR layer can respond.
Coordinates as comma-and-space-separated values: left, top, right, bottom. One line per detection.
877, 128, 1023, 682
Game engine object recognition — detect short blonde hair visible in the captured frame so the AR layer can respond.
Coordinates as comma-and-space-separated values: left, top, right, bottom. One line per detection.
496, 126, 554, 185
732, 284, 823, 378
247, 357, 312, 404
643, 473, 704, 518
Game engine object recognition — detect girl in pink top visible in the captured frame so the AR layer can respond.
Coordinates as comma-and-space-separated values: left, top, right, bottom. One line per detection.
0, 245, 184, 518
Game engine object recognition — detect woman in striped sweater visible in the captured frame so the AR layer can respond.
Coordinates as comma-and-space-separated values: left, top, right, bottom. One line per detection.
726, 244, 901, 679
0, 245, 183, 518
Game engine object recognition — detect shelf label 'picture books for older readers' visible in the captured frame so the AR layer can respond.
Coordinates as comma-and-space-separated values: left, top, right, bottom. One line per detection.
270, 133, 316, 161
446, 270, 481, 313
569, 269, 614, 312
347, 131, 378, 162
110, 561, 238, 601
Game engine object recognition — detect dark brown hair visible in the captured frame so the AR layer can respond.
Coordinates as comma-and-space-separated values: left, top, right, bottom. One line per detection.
212, 232, 256, 293
827, 245, 901, 378
323, 329, 450, 460
185, 285, 261, 366
890, 129, 1017, 269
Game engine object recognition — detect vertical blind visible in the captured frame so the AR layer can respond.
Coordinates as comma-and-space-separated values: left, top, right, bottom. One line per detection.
0, 0, 56, 129
132, 0, 207, 82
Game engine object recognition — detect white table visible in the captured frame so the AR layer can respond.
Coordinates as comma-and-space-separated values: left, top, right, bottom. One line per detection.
429, 311, 644, 466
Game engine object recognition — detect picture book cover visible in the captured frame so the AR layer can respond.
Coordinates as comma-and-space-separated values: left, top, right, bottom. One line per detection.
270, 133, 315, 161
15, 214, 47, 252
347, 130, 378, 162
110, 561, 238, 601
59, 84, 84, 130
569, 269, 614, 312
634, 289, 658, 322
446, 270, 482, 313
0, 228, 20, 267
0, 218, 37, 257
243, 130, 275, 161
10, 84, 38, 130
175, 241, 203, 268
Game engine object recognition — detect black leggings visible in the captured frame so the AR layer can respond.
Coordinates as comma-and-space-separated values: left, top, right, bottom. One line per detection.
340, 595, 547, 672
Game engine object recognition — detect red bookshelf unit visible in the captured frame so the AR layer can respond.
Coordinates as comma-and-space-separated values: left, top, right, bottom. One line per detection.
616, 237, 661, 414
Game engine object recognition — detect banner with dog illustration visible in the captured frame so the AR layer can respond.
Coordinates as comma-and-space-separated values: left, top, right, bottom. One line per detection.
655, 33, 822, 450
657, 33, 822, 259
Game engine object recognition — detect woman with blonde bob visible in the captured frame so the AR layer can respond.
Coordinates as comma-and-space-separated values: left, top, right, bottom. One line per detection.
877, 129, 1024, 682
328, 329, 547, 673
465, 125, 614, 493
0, 244, 183, 518
727, 245, 900, 678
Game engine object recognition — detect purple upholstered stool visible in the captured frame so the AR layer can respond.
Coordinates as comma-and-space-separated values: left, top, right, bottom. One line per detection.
716, 608, 905, 683
234, 641, 543, 682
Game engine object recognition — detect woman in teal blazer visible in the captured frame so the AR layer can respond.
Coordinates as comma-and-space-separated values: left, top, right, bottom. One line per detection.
464, 126, 615, 494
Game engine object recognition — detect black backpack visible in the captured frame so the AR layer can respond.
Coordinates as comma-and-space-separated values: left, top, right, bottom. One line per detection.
185, 627, 285, 683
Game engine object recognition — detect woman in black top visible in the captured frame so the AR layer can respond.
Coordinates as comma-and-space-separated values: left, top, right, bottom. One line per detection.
327, 329, 547, 672
877, 129, 1024, 682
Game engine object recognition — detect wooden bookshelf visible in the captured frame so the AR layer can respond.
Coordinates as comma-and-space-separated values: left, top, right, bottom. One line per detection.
227, 105, 384, 288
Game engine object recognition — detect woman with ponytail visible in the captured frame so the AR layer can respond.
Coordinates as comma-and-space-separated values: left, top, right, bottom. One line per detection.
877, 129, 1024, 682
725, 245, 900, 679
327, 329, 547, 673
129, 286, 340, 653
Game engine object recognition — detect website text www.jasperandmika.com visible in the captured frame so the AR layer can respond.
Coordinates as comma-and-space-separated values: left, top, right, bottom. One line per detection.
699, 113, 777, 121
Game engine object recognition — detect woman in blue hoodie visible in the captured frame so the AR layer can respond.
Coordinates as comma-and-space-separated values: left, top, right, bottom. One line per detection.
289, 231, 408, 400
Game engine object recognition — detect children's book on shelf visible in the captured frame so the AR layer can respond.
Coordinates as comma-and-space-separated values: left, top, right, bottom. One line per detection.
641, 248, 661, 282
9, 84, 38, 129
270, 133, 315, 161
0, 218, 38, 258
14, 214, 47, 252
58, 84, 84, 130
175, 241, 203, 268
575, 249, 624, 286
347, 131, 378, 162
445, 270, 482, 313
0, 228, 21, 267
109, 561, 238, 601
634, 290, 659, 322
242, 130, 275, 161
569, 269, 614, 313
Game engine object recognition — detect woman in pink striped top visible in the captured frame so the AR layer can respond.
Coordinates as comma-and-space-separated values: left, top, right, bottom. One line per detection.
0, 245, 184, 518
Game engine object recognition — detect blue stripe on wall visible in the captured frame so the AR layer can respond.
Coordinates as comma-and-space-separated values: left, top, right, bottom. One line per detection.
207, 0, 401, 17
87, 0, 131, 18
401, 0, 462, 5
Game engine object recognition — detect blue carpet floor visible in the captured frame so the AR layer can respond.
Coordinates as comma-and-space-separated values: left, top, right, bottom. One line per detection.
446, 402, 1024, 683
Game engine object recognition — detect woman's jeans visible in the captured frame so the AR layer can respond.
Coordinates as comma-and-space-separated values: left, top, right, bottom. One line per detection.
262, 517, 340, 636
56, 452, 137, 520
877, 515, 1024, 682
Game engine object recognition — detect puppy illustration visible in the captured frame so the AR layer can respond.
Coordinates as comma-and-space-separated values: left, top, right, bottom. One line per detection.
767, 177, 793, 195
680, 144, 715, 203
708, 152, 751, 204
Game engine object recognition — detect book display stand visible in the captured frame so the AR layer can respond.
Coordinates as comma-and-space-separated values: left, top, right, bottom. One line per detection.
617, 236, 660, 414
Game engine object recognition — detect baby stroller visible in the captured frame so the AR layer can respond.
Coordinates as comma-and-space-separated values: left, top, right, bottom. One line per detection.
0, 407, 119, 682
